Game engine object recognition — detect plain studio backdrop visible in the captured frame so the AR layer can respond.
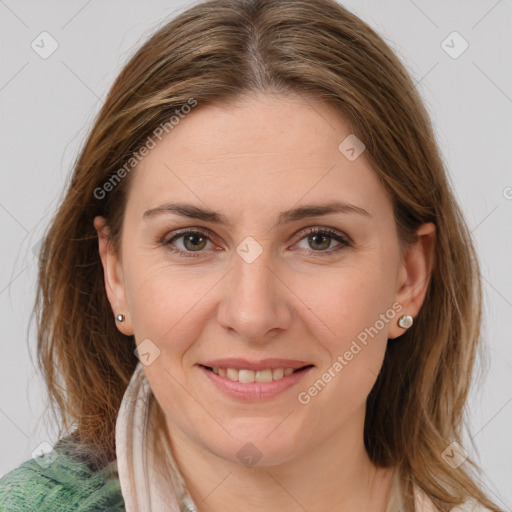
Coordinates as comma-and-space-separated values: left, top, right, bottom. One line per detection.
0, 0, 511, 508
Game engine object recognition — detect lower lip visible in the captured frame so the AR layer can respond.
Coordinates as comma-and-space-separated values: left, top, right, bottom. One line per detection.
198, 365, 314, 401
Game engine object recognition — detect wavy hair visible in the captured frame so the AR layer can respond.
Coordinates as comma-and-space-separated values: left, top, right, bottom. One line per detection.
33, 0, 499, 509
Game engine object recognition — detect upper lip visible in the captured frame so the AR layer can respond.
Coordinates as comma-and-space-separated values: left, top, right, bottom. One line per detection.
199, 358, 313, 371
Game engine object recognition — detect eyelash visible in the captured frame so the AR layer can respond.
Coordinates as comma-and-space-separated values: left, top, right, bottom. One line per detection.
160, 227, 352, 259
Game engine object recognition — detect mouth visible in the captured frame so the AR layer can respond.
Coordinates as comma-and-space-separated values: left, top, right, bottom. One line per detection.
197, 362, 315, 401
199, 364, 314, 383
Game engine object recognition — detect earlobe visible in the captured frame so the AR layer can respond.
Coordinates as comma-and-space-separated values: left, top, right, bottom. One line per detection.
389, 222, 436, 340
93, 216, 134, 336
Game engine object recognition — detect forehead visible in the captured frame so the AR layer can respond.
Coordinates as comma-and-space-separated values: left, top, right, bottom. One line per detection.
126, 93, 389, 222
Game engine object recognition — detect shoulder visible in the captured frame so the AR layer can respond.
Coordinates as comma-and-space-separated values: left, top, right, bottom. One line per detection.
0, 438, 125, 512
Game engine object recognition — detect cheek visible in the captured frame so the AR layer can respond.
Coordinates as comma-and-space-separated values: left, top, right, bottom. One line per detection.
296, 260, 397, 352
125, 261, 219, 351
294, 277, 392, 434
292, 257, 396, 405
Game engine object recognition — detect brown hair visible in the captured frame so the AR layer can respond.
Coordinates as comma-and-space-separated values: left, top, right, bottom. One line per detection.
34, 0, 500, 509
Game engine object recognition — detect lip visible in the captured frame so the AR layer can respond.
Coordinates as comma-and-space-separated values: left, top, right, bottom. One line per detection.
199, 358, 312, 371
198, 364, 314, 401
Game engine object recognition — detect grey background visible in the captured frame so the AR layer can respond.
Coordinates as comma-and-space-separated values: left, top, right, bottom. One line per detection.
0, 0, 511, 508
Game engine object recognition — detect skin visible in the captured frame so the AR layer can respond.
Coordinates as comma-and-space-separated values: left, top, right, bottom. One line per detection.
95, 93, 435, 511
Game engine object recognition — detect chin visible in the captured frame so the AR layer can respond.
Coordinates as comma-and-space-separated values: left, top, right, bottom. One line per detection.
204, 429, 306, 468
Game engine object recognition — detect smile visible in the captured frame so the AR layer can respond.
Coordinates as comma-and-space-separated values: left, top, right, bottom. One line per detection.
198, 364, 314, 401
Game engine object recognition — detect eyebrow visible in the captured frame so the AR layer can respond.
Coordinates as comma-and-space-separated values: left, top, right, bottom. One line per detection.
142, 200, 371, 229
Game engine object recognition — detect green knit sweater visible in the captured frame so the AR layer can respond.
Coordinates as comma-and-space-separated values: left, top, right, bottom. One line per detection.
0, 438, 126, 511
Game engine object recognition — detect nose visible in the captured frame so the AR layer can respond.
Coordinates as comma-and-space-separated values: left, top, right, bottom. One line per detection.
216, 246, 292, 344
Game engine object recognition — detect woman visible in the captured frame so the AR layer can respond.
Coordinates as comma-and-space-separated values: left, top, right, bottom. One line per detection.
0, 0, 501, 510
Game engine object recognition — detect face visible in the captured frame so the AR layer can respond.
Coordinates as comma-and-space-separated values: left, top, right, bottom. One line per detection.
96, 93, 434, 467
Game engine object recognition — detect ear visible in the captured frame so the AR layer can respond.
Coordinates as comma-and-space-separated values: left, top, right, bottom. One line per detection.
94, 216, 134, 336
388, 222, 436, 339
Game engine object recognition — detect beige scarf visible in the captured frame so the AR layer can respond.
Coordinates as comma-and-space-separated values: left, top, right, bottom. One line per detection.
115, 362, 488, 512
116, 362, 197, 512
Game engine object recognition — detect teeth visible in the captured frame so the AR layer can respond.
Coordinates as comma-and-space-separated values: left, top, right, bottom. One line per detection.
239, 369, 255, 383
255, 369, 273, 382
226, 368, 238, 381
211, 366, 300, 383
272, 368, 284, 380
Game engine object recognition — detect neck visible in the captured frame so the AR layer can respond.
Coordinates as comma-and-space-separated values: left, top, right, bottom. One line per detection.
164, 405, 396, 512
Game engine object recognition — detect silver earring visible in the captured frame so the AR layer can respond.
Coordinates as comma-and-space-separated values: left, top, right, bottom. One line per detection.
116, 314, 125, 323
397, 314, 413, 329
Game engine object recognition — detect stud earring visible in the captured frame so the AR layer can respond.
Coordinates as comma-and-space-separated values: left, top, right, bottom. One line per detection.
116, 314, 125, 323
397, 314, 413, 329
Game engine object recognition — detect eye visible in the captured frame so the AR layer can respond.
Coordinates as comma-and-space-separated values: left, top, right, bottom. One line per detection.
161, 226, 351, 259
294, 227, 351, 254
163, 228, 215, 258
